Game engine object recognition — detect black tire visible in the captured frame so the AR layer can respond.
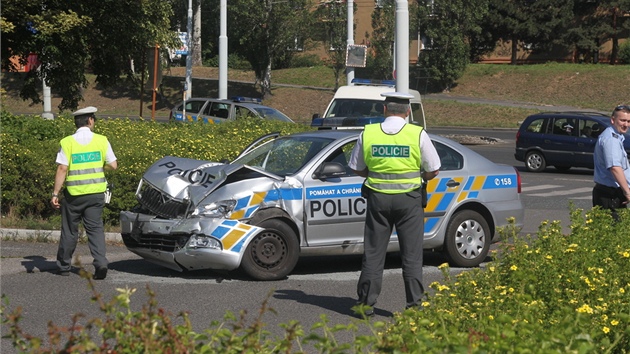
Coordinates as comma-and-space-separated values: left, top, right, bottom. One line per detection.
444, 210, 490, 267
241, 219, 299, 280
554, 165, 571, 172
525, 151, 546, 172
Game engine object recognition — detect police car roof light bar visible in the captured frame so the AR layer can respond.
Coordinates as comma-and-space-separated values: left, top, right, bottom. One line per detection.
231, 96, 263, 103
351, 78, 396, 87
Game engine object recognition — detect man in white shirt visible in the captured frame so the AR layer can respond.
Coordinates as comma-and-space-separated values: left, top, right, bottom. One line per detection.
348, 92, 441, 316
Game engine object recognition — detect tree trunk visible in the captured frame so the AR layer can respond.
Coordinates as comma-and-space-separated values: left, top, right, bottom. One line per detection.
192, 1, 202, 67
262, 62, 272, 99
610, 10, 618, 65
510, 36, 518, 65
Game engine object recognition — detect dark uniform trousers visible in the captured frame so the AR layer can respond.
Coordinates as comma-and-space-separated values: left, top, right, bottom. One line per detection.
357, 188, 425, 308
593, 183, 627, 221
56, 191, 109, 271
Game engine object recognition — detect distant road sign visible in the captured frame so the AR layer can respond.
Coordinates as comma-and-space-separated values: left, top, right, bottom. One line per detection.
175, 32, 188, 55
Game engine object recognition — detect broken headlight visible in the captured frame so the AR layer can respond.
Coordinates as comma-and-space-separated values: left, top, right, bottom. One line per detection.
188, 234, 221, 250
191, 199, 237, 218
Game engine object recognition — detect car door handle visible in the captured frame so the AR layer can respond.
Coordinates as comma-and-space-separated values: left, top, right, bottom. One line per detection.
446, 180, 460, 188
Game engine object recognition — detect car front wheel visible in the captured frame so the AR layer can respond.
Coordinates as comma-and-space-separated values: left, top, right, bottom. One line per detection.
241, 219, 299, 281
525, 151, 546, 172
444, 210, 490, 267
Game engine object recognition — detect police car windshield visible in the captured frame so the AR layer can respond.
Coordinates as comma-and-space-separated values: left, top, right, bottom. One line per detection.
252, 107, 293, 122
233, 136, 335, 176
325, 99, 385, 119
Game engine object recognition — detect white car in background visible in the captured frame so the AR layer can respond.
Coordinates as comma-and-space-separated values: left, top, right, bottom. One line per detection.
313, 78, 426, 128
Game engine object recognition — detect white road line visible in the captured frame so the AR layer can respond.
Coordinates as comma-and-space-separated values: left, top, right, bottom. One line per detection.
528, 187, 593, 197
521, 184, 559, 192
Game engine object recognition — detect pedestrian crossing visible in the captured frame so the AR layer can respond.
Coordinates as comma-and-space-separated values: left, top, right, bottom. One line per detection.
521, 184, 592, 200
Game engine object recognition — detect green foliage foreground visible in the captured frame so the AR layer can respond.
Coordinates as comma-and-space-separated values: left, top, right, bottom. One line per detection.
2, 208, 630, 353
0, 112, 311, 225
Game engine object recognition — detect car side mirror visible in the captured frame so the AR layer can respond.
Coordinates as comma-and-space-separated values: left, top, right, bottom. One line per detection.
312, 162, 345, 179
312, 113, 320, 120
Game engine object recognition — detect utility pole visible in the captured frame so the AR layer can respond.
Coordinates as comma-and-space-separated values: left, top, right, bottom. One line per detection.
218, 0, 228, 99
394, 0, 409, 94
185, 0, 193, 99
346, 0, 354, 85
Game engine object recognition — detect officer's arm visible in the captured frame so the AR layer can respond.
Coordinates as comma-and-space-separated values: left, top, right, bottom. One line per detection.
423, 170, 439, 181
610, 166, 630, 197
105, 160, 118, 171
352, 168, 369, 178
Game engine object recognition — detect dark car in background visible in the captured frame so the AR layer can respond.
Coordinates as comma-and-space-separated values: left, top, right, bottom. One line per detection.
170, 96, 294, 124
515, 111, 630, 172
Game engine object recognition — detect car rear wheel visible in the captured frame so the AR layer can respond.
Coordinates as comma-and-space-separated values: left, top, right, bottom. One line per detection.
444, 210, 490, 267
525, 151, 546, 172
241, 219, 299, 281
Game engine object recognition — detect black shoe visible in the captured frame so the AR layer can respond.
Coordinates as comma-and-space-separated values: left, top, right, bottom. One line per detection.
57, 270, 70, 276
93, 267, 108, 280
354, 303, 375, 318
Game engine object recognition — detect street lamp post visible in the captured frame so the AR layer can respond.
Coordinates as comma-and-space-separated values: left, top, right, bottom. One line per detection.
185, 0, 193, 99
346, 0, 354, 86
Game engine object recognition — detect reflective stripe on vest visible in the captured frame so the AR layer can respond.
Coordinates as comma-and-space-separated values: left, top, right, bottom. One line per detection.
60, 134, 109, 196
363, 123, 423, 194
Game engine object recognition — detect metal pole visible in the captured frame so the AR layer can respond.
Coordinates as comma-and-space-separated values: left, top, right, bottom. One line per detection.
346, 0, 354, 85
42, 77, 54, 119
185, 0, 193, 99
395, 0, 409, 94
151, 44, 159, 121
219, 0, 228, 99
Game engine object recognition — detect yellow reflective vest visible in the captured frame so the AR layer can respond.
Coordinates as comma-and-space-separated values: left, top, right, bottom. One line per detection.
60, 134, 109, 196
362, 123, 423, 194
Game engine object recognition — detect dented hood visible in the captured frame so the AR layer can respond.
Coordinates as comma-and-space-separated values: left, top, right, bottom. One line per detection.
141, 156, 283, 206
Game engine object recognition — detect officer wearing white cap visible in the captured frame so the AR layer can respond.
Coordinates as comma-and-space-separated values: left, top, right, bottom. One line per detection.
51, 106, 118, 279
348, 92, 441, 316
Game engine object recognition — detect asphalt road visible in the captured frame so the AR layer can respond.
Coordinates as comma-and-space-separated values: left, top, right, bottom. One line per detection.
0, 127, 597, 353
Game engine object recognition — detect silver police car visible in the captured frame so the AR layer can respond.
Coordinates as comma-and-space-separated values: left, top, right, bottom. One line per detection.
169, 96, 294, 124
120, 129, 524, 280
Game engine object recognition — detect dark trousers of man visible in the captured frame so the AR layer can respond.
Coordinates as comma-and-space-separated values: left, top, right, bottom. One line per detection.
357, 188, 424, 309
56, 191, 109, 271
593, 183, 627, 222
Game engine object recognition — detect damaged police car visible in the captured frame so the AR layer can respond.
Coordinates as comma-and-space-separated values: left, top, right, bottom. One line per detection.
120, 128, 524, 280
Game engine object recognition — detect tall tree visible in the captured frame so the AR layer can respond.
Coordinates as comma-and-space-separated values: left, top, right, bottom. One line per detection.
1, 0, 177, 111
483, 0, 574, 64
591, 0, 630, 64
313, 0, 350, 90
416, 0, 488, 91
366, 0, 396, 80
228, 0, 312, 98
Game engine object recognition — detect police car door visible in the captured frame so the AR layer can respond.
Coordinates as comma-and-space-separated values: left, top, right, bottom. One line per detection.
303, 140, 366, 247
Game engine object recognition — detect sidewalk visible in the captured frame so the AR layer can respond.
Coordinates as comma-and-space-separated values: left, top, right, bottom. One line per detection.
0, 233, 132, 277
0, 228, 122, 243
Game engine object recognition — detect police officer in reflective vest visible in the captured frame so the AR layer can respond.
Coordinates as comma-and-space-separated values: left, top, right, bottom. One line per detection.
348, 92, 441, 315
50, 106, 118, 279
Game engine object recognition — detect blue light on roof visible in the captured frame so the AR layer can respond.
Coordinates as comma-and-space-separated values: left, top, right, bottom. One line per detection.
231, 96, 262, 103
351, 78, 396, 87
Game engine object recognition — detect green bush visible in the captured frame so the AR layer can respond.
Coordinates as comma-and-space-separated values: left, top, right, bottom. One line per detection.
203, 54, 252, 70
3, 208, 630, 352
0, 112, 310, 225
289, 54, 323, 68
618, 41, 630, 65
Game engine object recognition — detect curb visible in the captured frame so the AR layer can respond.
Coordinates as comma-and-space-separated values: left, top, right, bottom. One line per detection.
0, 228, 123, 243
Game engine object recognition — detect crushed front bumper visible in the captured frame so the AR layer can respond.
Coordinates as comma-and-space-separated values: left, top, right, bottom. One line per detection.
120, 211, 262, 272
